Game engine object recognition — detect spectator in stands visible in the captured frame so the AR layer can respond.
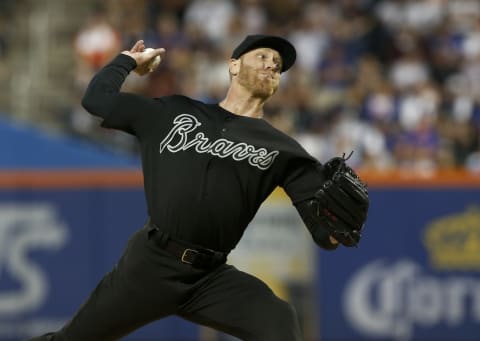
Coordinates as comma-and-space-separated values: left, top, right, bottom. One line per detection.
62, 0, 480, 172
74, 4, 121, 69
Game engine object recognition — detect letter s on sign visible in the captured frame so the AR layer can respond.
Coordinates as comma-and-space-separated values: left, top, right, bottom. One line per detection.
0, 204, 68, 315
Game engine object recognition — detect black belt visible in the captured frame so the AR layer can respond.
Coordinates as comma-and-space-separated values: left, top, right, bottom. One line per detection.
146, 223, 227, 270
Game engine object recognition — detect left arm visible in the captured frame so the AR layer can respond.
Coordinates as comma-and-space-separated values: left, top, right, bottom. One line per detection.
282, 156, 369, 249
281, 159, 340, 250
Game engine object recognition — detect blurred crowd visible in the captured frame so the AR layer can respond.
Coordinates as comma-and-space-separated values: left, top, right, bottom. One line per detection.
0, 1, 13, 97
66, 0, 480, 173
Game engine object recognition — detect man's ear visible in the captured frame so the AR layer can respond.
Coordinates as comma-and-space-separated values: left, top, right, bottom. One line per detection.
229, 58, 240, 76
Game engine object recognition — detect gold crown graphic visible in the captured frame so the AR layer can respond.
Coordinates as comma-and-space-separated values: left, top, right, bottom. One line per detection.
423, 206, 480, 270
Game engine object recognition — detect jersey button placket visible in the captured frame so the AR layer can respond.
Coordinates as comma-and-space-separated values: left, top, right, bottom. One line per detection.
222, 116, 232, 134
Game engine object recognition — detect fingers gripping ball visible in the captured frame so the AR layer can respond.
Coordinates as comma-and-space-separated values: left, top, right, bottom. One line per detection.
143, 48, 161, 72
313, 153, 369, 247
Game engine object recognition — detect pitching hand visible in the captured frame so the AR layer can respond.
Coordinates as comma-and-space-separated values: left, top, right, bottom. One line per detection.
121, 40, 165, 76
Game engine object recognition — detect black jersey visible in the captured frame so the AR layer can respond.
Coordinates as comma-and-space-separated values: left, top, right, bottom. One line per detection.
82, 54, 325, 252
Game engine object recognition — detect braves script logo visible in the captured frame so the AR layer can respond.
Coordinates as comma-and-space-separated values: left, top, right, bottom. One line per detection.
159, 114, 279, 170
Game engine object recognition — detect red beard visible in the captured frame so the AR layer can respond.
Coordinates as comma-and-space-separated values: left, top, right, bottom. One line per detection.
237, 62, 279, 99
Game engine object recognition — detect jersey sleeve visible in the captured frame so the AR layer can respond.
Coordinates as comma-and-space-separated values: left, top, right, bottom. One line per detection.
281, 159, 325, 204
81, 54, 166, 137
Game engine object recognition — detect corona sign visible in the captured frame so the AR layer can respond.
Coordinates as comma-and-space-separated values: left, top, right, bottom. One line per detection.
318, 185, 480, 341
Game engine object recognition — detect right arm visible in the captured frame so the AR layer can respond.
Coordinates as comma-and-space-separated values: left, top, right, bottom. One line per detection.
81, 40, 165, 135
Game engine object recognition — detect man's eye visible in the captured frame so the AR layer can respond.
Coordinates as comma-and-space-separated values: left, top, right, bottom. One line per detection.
258, 54, 265, 59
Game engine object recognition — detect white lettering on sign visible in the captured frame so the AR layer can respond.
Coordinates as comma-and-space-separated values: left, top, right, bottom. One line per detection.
343, 259, 480, 340
0, 204, 68, 315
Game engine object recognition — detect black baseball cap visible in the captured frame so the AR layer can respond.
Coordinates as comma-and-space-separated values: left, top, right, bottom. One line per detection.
231, 34, 296, 72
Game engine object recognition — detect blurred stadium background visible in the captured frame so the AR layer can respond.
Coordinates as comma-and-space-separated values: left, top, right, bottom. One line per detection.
0, 0, 480, 340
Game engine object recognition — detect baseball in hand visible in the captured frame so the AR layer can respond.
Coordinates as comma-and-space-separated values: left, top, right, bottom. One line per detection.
144, 48, 161, 72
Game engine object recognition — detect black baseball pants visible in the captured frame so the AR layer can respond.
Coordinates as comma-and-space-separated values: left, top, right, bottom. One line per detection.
27, 224, 303, 341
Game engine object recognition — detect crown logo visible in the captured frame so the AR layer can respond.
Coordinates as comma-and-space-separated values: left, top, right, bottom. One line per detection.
423, 206, 480, 270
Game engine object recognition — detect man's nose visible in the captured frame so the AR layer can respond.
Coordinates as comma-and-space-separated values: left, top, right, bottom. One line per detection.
264, 59, 279, 71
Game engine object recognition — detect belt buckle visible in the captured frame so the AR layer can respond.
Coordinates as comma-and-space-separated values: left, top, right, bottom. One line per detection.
181, 248, 199, 265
